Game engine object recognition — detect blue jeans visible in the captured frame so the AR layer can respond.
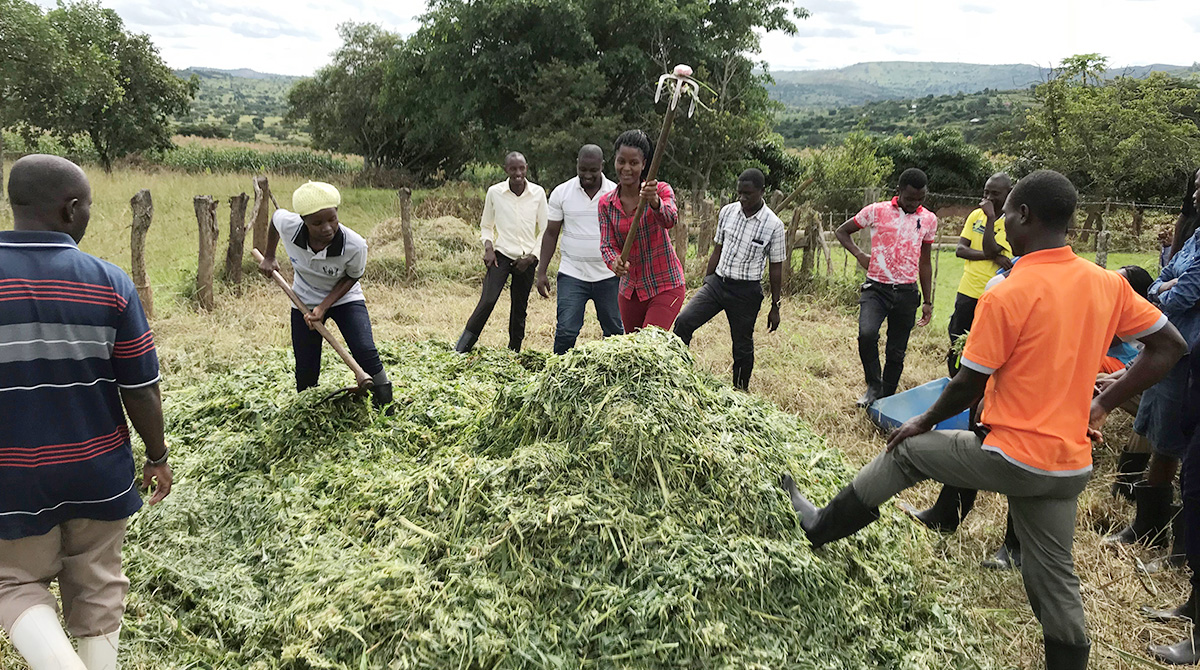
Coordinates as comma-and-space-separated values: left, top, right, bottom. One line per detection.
554, 274, 623, 354
291, 301, 383, 391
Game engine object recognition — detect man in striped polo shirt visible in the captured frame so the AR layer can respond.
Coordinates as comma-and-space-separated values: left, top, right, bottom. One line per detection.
0, 155, 171, 670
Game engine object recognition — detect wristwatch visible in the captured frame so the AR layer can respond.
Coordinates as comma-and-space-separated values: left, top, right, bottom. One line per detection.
146, 446, 169, 466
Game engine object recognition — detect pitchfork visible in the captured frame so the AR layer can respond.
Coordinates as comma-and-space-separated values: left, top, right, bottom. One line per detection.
619, 64, 703, 262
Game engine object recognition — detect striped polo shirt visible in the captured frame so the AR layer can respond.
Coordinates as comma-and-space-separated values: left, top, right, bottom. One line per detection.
0, 230, 159, 540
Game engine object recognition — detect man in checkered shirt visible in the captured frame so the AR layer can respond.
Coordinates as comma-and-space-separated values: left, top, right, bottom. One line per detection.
675, 169, 785, 390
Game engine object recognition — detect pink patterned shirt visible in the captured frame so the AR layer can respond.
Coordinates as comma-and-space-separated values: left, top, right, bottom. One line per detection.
852, 197, 937, 285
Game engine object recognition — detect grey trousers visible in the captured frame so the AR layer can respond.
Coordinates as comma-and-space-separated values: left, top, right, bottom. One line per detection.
852, 430, 1091, 645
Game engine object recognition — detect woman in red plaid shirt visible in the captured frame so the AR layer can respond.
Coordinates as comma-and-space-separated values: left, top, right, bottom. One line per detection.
599, 129, 685, 332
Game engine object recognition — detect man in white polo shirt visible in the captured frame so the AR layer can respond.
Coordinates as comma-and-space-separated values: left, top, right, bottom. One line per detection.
674, 169, 785, 390
455, 151, 548, 353
536, 145, 622, 354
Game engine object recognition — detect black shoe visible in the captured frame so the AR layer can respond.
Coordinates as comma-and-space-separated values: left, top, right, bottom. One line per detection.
454, 330, 479, 354
1112, 451, 1151, 502
856, 386, 880, 408
370, 382, 394, 411
897, 485, 977, 533
981, 543, 1022, 570
1142, 589, 1196, 622
1149, 592, 1200, 664
1102, 483, 1173, 548
1140, 505, 1187, 574
780, 474, 879, 550
1045, 637, 1090, 670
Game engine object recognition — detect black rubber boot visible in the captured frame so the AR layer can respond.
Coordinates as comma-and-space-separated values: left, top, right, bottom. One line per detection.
1142, 585, 1196, 622
1045, 637, 1090, 670
454, 330, 479, 354
1112, 451, 1151, 502
1142, 505, 1187, 574
1149, 593, 1200, 664
856, 384, 880, 408
370, 382, 394, 411
898, 485, 977, 533
982, 514, 1022, 570
780, 474, 880, 550
1102, 483, 1173, 548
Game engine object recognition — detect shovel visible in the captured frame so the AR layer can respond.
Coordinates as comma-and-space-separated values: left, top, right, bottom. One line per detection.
251, 248, 374, 400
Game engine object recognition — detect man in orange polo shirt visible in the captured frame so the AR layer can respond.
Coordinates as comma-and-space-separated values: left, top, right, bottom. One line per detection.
781, 170, 1186, 670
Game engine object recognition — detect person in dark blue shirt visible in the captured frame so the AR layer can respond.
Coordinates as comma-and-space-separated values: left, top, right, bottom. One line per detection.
0, 155, 171, 670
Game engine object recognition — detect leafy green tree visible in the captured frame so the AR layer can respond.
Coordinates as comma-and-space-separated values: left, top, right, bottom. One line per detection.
223, 112, 242, 126
17, 1, 196, 171
287, 23, 408, 171
293, 0, 807, 182
1011, 54, 1200, 203
797, 131, 893, 212
877, 129, 993, 197
251, 116, 265, 131
0, 0, 63, 191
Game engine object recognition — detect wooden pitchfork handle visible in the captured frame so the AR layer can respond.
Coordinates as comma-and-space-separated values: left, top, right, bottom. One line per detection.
619, 92, 683, 264
251, 248, 373, 389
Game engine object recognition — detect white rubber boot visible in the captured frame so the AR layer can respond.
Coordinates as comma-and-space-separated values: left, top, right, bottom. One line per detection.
76, 627, 120, 670
8, 604, 86, 670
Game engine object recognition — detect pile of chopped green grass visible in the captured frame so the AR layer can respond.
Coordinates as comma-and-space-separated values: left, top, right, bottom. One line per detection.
17, 330, 991, 669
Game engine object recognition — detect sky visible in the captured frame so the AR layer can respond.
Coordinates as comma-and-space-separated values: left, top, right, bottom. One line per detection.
32, 0, 1200, 77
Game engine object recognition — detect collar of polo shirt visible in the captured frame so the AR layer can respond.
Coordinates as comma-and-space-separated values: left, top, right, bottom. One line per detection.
293, 224, 346, 256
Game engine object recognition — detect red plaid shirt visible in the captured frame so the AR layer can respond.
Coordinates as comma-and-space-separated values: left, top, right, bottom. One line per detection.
599, 182, 683, 299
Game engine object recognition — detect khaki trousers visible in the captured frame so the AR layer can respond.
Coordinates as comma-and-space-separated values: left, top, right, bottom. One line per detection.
0, 518, 128, 637
851, 430, 1091, 645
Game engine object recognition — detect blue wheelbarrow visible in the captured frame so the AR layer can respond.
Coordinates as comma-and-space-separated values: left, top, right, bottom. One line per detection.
867, 377, 970, 432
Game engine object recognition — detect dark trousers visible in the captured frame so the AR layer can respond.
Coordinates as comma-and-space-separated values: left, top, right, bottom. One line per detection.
858, 281, 920, 395
464, 252, 536, 351
947, 292, 979, 377
674, 274, 764, 390
553, 274, 623, 355
291, 301, 383, 392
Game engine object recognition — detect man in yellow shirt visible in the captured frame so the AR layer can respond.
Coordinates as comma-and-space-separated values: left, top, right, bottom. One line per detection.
948, 173, 1013, 376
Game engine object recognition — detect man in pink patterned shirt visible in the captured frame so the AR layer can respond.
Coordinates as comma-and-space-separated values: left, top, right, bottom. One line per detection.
836, 168, 937, 407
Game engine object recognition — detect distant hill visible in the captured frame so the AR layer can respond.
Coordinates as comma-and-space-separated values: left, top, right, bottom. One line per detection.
767, 61, 1198, 109
174, 67, 302, 122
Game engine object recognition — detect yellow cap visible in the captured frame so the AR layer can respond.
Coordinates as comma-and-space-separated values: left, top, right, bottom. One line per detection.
291, 181, 341, 217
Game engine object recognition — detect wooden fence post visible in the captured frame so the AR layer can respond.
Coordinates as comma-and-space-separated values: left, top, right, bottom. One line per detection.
697, 199, 713, 259
815, 212, 833, 275
130, 189, 153, 317
1095, 200, 1111, 267
785, 206, 803, 284
194, 196, 219, 311
397, 187, 416, 280
249, 176, 271, 254
672, 198, 689, 267
223, 192, 249, 285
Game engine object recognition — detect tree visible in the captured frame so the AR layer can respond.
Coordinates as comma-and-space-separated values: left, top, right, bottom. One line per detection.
251, 116, 265, 131
0, 0, 62, 193
13, 1, 194, 171
876, 129, 994, 198
796, 131, 893, 212
292, 0, 807, 183
223, 113, 242, 126
287, 23, 410, 172
1011, 54, 1200, 203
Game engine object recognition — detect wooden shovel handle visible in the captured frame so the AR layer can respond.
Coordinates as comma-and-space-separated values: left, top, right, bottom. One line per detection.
252, 248, 373, 388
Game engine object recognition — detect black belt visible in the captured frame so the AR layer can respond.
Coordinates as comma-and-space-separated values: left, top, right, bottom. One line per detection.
865, 280, 916, 290
716, 275, 760, 285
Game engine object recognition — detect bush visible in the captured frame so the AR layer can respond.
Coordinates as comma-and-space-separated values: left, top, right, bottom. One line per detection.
175, 123, 230, 139
148, 144, 355, 176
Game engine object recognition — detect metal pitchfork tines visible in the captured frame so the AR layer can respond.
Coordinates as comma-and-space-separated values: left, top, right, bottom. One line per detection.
619, 64, 704, 263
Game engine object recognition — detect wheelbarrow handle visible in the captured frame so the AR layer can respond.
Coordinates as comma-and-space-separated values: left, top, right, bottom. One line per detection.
251, 248, 373, 389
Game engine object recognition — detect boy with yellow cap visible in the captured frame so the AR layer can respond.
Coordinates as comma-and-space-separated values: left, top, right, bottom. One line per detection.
258, 181, 391, 406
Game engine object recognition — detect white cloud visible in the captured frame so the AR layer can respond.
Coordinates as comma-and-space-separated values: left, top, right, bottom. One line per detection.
30, 0, 1198, 76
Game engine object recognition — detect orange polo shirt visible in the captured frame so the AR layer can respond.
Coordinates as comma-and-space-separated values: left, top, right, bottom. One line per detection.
961, 247, 1166, 475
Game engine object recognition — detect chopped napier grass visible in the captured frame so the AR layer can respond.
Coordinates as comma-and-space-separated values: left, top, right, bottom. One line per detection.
7, 330, 991, 669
